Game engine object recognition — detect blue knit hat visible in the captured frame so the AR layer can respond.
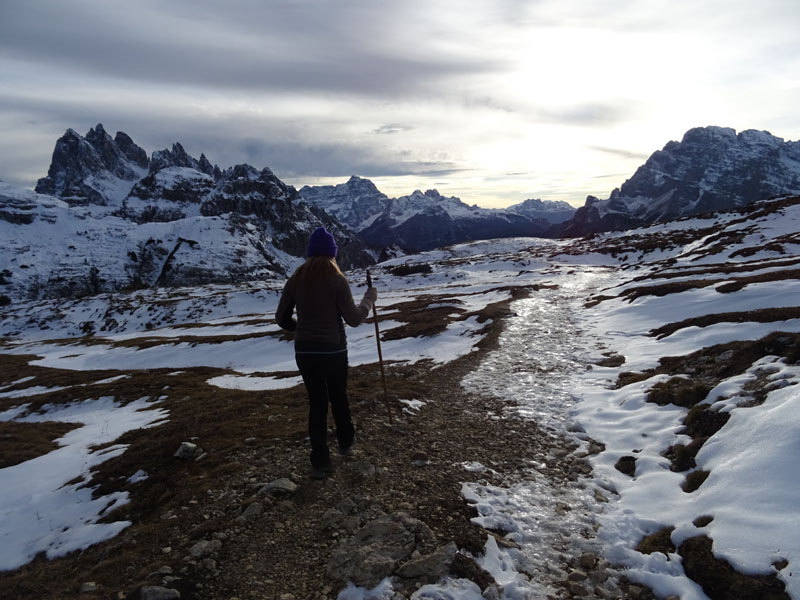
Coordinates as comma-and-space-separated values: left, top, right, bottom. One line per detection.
306, 227, 338, 257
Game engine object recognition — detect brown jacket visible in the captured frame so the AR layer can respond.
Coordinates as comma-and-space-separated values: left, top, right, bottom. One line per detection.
275, 271, 370, 350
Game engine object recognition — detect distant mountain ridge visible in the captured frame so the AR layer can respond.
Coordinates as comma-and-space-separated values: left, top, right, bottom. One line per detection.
506, 198, 576, 224
300, 176, 572, 251
1, 125, 372, 303
559, 126, 800, 236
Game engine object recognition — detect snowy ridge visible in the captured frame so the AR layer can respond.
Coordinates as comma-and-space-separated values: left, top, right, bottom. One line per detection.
300, 176, 556, 251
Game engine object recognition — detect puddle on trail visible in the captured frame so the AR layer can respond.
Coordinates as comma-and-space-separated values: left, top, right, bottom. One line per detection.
460, 268, 618, 597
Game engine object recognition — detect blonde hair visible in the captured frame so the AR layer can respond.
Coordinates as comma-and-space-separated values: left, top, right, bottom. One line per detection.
291, 256, 343, 285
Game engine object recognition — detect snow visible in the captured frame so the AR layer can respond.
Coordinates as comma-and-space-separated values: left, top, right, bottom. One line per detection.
0, 396, 167, 571
576, 357, 800, 598
0, 385, 69, 399
207, 374, 303, 391
693, 364, 800, 572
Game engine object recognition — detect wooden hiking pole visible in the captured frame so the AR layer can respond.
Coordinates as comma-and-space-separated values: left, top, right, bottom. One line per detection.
367, 269, 393, 423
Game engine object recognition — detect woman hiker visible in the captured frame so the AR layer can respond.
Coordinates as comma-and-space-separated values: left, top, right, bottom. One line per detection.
275, 227, 378, 479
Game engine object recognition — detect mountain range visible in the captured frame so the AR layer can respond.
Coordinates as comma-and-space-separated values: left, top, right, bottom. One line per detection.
1, 125, 372, 304
299, 176, 574, 252
3, 123, 800, 304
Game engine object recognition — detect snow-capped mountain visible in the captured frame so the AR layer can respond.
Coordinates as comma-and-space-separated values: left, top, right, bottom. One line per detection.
298, 176, 390, 232
505, 198, 576, 224
560, 126, 800, 236
0, 125, 372, 304
300, 176, 552, 251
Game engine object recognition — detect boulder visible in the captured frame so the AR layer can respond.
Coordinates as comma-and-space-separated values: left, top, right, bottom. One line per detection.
327, 513, 435, 588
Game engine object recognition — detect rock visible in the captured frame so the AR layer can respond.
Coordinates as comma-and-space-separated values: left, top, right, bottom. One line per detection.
449, 553, 495, 590
147, 566, 174, 580
410, 451, 430, 467
568, 569, 588, 581
589, 569, 609, 584
189, 539, 222, 559
139, 586, 181, 600
396, 542, 458, 584
579, 552, 597, 569
481, 584, 501, 600
568, 581, 587, 596
322, 507, 344, 530
327, 513, 435, 588
349, 459, 377, 480
174, 442, 202, 460
258, 478, 298, 495
79, 582, 98, 593
236, 502, 263, 522
614, 455, 637, 477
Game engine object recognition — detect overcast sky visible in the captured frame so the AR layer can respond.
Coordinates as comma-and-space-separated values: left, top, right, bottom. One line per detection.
1, 0, 799, 207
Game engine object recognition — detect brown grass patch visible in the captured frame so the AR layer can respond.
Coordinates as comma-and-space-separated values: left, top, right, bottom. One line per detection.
387, 263, 433, 277
621, 279, 722, 301
623, 333, 799, 477
651, 307, 800, 339
380, 286, 534, 342
682, 470, 710, 493
636, 527, 675, 557
615, 371, 652, 388
679, 536, 789, 599
0, 421, 81, 468
595, 353, 625, 367
628, 257, 800, 283
714, 268, 800, 293
647, 377, 711, 408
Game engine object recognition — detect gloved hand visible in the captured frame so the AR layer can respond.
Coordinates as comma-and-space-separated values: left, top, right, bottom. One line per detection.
360, 287, 378, 310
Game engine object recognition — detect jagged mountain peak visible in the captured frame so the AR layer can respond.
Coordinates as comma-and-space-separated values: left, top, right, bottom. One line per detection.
150, 141, 198, 173
558, 125, 800, 237
35, 124, 150, 206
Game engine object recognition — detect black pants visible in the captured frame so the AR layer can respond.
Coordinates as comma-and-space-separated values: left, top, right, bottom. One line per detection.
295, 351, 355, 468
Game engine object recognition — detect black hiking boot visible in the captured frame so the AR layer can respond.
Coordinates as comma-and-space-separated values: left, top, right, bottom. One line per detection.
338, 430, 356, 456
311, 463, 331, 480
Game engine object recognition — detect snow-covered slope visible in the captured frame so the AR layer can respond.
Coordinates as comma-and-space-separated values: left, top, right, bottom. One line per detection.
561, 126, 800, 236
562, 195, 800, 599
1, 126, 373, 304
300, 176, 552, 251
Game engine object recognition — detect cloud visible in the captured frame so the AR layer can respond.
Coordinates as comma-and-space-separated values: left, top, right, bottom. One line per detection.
0, 0, 506, 99
540, 102, 634, 127
587, 145, 651, 161
374, 124, 415, 135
